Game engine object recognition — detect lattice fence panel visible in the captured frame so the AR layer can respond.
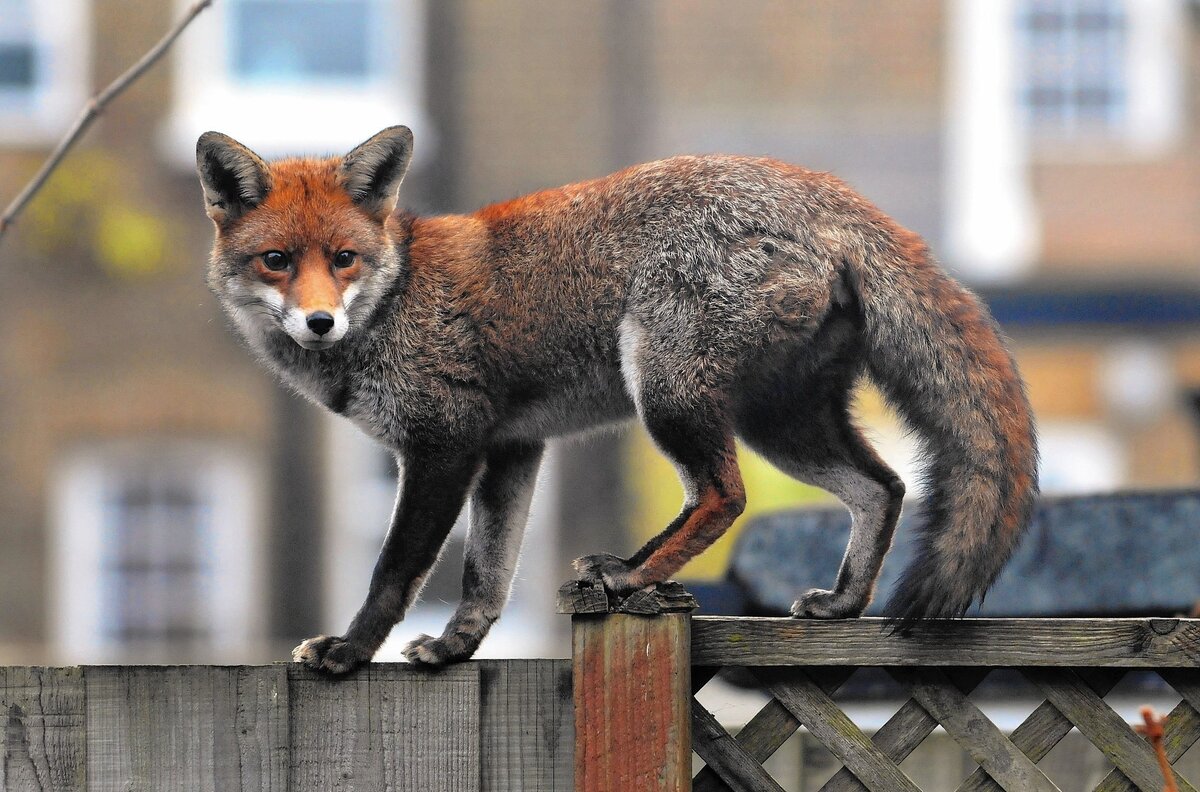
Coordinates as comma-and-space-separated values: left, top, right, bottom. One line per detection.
692, 667, 1200, 792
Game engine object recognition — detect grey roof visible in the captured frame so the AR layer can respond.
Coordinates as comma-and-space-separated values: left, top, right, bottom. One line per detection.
729, 490, 1200, 617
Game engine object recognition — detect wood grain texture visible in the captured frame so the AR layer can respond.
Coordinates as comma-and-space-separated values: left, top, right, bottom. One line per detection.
692, 617, 1200, 667
957, 670, 1123, 792
1029, 668, 1197, 792
1092, 669, 1200, 792
892, 669, 1057, 792
692, 668, 853, 792
288, 663, 479, 792
1, 667, 86, 792
478, 660, 572, 792
757, 668, 921, 792
821, 669, 988, 792
557, 580, 697, 615
84, 665, 288, 792
690, 698, 786, 792
573, 613, 691, 792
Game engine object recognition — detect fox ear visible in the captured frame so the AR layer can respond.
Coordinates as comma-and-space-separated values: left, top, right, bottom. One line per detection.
196, 132, 270, 225
340, 126, 413, 221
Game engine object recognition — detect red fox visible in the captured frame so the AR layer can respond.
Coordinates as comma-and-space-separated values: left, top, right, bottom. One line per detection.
196, 126, 1038, 673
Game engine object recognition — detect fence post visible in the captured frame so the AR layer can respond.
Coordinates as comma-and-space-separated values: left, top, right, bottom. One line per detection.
558, 579, 698, 792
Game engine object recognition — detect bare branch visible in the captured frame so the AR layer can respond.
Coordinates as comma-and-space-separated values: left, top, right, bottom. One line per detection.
0, 0, 214, 243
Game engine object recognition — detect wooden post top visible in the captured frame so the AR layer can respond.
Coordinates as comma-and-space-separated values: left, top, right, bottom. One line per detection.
556, 580, 698, 616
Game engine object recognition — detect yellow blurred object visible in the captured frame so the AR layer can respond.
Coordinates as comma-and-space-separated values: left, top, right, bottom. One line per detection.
625, 430, 829, 580
96, 206, 168, 279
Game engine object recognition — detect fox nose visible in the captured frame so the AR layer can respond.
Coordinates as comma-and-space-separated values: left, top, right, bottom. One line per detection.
306, 311, 335, 336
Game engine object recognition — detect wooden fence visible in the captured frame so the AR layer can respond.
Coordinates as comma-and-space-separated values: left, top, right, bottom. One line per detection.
3, 582, 1199, 791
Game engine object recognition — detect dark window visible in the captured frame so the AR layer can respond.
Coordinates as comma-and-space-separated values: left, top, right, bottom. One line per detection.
100, 470, 213, 647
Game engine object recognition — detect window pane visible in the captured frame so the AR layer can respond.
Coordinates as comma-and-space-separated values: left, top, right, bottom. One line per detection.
1016, 0, 1128, 137
0, 43, 34, 89
230, 0, 373, 83
0, 0, 36, 92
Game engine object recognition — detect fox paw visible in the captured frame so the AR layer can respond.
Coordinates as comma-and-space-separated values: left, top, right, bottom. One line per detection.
790, 589, 866, 619
292, 634, 369, 674
403, 632, 479, 666
572, 553, 644, 597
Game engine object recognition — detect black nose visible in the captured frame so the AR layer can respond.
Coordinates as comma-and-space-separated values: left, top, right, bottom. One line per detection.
307, 311, 335, 336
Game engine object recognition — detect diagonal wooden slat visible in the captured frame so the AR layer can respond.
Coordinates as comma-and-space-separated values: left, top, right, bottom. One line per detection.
1159, 668, 1200, 760
1093, 669, 1200, 792
821, 669, 990, 792
892, 669, 1060, 792
693, 668, 854, 792
691, 698, 788, 792
957, 670, 1125, 792
757, 668, 921, 792
1028, 669, 1198, 792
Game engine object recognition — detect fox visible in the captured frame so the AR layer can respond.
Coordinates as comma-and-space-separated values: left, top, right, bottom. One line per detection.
196, 125, 1038, 673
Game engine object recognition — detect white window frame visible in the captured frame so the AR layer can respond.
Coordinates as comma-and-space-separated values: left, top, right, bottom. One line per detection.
323, 417, 562, 659
51, 440, 266, 663
0, 0, 90, 145
161, 0, 431, 167
1014, 0, 1185, 157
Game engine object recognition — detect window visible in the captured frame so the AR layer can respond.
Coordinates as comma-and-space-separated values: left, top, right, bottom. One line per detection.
164, 0, 429, 165
1014, 0, 1183, 151
53, 442, 264, 663
0, 0, 89, 144
1017, 0, 1128, 136
324, 418, 562, 659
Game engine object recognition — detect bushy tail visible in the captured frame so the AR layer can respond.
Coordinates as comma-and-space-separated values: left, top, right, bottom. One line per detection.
850, 228, 1038, 628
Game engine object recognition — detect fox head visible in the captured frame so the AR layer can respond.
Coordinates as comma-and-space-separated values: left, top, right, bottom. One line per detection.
196, 126, 413, 350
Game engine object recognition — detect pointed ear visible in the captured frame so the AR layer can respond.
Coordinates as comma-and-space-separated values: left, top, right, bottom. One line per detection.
195, 132, 271, 225
340, 126, 414, 221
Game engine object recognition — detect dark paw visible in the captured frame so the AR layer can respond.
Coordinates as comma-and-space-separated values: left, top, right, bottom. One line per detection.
572, 553, 644, 597
292, 634, 369, 674
403, 632, 479, 666
790, 589, 867, 619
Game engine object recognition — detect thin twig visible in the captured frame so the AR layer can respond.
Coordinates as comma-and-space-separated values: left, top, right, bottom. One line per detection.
0, 0, 214, 242
1135, 705, 1178, 792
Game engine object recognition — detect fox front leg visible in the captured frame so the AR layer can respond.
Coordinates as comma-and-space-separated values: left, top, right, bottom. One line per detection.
404, 441, 544, 665
292, 450, 480, 674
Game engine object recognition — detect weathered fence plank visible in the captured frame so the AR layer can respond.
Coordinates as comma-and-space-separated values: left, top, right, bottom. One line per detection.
478, 659, 572, 792
821, 669, 988, 792
758, 668, 922, 792
84, 665, 288, 792
894, 669, 1058, 792
957, 670, 1123, 792
1029, 668, 1196, 792
691, 697, 787, 792
288, 663, 479, 792
1, 667, 86, 792
692, 617, 1200, 667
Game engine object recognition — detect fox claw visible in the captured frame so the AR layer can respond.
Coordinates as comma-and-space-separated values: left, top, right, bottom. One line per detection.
403, 632, 479, 666
292, 634, 368, 675
790, 588, 867, 619
572, 553, 645, 597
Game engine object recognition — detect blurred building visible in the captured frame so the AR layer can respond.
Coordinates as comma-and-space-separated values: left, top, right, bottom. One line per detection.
1, 0, 1199, 666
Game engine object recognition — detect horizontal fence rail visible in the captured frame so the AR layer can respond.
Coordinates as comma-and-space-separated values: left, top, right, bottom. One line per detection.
6, 598, 1200, 791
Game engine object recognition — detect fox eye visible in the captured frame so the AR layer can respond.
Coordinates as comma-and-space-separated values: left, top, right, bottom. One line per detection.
261, 251, 289, 271
334, 250, 356, 268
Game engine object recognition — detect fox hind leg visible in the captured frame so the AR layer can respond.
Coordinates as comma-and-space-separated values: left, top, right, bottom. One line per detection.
405, 441, 544, 665
576, 314, 747, 593
740, 404, 904, 619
